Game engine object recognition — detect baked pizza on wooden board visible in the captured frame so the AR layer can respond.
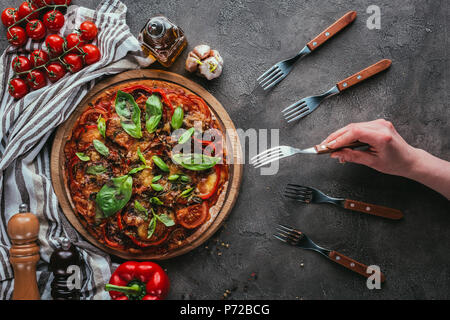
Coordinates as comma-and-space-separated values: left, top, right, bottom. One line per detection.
51, 70, 243, 260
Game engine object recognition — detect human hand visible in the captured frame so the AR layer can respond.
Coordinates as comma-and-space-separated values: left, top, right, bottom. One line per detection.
322, 119, 418, 176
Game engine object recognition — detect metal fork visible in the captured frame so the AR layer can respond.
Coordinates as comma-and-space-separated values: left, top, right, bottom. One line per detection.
251, 141, 368, 168
257, 11, 357, 90
282, 59, 392, 122
284, 184, 403, 220
274, 224, 386, 282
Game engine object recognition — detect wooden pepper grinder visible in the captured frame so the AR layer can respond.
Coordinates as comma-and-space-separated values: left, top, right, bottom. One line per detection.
49, 237, 81, 300
7, 204, 40, 300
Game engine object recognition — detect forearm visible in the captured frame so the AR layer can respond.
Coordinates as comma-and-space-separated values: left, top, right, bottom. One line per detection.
406, 148, 450, 200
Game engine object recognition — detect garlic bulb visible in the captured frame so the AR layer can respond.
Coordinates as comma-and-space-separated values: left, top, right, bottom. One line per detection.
185, 45, 224, 80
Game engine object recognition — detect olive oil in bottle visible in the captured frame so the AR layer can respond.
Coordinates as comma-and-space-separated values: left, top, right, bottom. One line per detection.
139, 16, 187, 67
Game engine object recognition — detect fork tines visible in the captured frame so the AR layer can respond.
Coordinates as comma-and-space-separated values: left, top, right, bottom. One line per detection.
284, 184, 313, 203
250, 146, 287, 168
273, 224, 304, 245
282, 100, 311, 122
257, 64, 286, 91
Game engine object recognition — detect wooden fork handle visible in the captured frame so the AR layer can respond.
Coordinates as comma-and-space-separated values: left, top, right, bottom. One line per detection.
344, 199, 403, 220
329, 251, 386, 282
314, 141, 368, 154
307, 11, 357, 51
337, 59, 392, 91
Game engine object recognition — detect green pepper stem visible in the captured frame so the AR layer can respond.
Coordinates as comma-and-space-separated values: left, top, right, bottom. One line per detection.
105, 283, 142, 295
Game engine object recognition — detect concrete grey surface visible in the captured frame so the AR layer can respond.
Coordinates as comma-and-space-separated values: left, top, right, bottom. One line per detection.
2, 0, 449, 299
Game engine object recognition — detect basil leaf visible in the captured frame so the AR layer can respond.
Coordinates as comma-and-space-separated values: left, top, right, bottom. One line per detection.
151, 184, 164, 192
152, 175, 162, 183
168, 174, 180, 182
180, 175, 191, 183
172, 153, 221, 171
97, 115, 106, 138
178, 127, 195, 144
150, 197, 163, 205
94, 206, 104, 224
93, 139, 109, 157
147, 216, 157, 239
137, 147, 146, 165
76, 152, 90, 162
181, 187, 194, 198
128, 164, 148, 175
148, 115, 162, 134
171, 106, 184, 130
152, 155, 170, 172
134, 200, 147, 213
115, 90, 142, 139
145, 94, 163, 133
86, 165, 106, 175
96, 175, 132, 217
156, 213, 175, 227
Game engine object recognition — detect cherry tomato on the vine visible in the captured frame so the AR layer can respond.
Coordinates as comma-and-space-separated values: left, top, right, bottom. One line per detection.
63, 53, 84, 73
7, 26, 27, 47
46, 62, 67, 83
9, 78, 29, 99
26, 19, 46, 40
45, 34, 65, 56
65, 33, 85, 53
12, 56, 32, 73
1, 8, 18, 27
79, 21, 98, 41
81, 44, 101, 65
53, 0, 72, 5
43, 9, 65, 32
30, 49, 49, 67
18, 2, 39, 20
26, 69, 47, 90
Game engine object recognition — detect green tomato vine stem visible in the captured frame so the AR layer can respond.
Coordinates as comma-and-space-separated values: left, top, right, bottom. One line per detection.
8, 2, 76, 81
13, 41, 86, 77
7, 3, 69, 38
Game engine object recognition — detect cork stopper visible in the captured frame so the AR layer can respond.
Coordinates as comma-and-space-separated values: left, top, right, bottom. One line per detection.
7, 204, 39, 244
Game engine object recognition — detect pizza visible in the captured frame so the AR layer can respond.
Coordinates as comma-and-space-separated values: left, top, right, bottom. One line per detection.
64, 80, 228, 254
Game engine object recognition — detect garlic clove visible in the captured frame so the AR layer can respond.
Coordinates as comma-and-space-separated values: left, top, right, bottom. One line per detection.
188, 51, 200, 59
210, 50, 223, 66
198, 56, 223, 80
185, 57, 198, 73
186, 51, 203, 72
193, 44, 211, 60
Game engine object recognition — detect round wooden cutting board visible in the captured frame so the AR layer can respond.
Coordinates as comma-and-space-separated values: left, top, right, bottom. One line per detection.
51, 69, 243, 260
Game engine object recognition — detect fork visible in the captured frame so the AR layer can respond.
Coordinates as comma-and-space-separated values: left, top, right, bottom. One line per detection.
284, 184, 403, 220
282, 59, 392, 122
257, 11, 357, 90
274, 224, 386, 282
251, 141, 368, 168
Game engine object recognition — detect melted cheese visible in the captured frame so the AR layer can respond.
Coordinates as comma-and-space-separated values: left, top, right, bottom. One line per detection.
80, 128, 102, 144
136, 168, 154, 187
197, 171, 218, 194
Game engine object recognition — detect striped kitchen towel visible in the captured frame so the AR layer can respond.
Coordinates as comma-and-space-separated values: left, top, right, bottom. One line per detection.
0, 0, 153, 299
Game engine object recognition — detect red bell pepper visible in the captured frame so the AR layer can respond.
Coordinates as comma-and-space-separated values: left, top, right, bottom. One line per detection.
194, 138, 224, 160
67, 156, 81, 190
199, 165, 221, 200
105, 261, 170, 300
117, 212, 124, 230
125, 230, 169, 247
121, 84, 174, 114
186, 94, 211, 118
79, 106, 109, 125
102, 225, 124, 249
